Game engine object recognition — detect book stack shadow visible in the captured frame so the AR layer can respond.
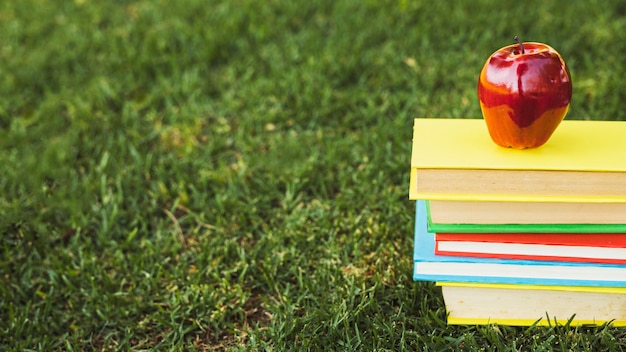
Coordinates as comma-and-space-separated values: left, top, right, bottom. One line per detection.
409, 118, 626, 326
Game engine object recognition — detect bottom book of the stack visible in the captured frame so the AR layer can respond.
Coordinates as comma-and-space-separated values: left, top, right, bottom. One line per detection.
438, 282, 626, 326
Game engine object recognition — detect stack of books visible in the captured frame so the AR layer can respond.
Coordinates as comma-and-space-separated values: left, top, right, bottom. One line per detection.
409, 118, 626, 326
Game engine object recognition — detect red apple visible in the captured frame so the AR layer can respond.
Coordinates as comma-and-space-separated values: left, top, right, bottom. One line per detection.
477, 37, 572, 149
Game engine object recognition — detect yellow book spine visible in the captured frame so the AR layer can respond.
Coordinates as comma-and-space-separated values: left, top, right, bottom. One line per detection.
436, 282, 626, 294
447, 317, 626, 327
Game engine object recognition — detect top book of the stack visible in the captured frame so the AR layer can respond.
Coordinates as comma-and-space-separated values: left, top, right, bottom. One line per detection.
409, 118, 626, 203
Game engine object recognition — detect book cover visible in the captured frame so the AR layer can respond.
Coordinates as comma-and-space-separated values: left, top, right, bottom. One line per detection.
428, 222, 626, 234
435, 232, 626, 264
409, 118, 626, 202
413, 200, 626, 286
437, 282, 626, 326
425, 201, 626, 233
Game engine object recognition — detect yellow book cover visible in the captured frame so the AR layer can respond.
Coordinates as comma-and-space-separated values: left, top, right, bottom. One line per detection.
409, 118, 626, 202
437, 282, 626, 326
437, 282, 626, 294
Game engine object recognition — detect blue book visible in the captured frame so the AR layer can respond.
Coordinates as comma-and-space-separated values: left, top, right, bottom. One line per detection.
413, 200, 626, 287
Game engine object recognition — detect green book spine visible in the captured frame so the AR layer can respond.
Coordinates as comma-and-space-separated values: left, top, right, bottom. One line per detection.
424, 200, 626, 233
428, 222, 626, 234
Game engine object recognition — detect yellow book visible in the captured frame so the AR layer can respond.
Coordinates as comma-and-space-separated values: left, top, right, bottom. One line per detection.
409, 118, 626, 202
437, 282, 626, 326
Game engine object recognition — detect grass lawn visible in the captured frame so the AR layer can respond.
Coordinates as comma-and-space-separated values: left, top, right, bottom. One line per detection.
2, 0, 626, 350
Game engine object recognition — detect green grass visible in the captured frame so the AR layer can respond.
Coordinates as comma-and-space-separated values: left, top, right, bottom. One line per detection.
2, 0, 626, 350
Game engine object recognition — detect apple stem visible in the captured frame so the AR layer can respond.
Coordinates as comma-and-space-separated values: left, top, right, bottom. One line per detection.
514, 36, 525, 54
